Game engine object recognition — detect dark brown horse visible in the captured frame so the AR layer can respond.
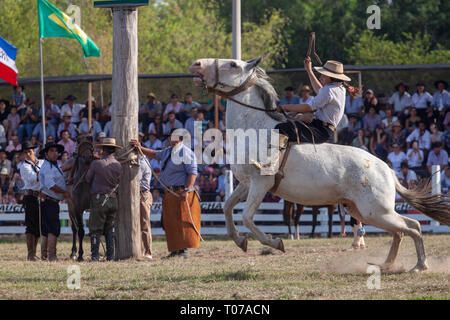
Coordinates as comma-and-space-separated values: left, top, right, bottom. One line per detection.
283, 201, 336, 239
66, 132, 94, 261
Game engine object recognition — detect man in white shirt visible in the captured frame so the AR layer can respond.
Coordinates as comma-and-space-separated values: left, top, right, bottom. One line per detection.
389, 83, 412, 115
39, 143, 70, 262
19, 141, 44, 261
60, 95, 85, 125
397, 161, 418, 189
406, 121, 431, 151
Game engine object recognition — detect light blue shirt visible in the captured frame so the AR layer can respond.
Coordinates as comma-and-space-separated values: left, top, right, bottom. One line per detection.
431, 90, 450, 110
139, 156, 152, 192
345, 96, 363, 114
155, 144, 197, 186
39, 159, 67, 200
277, 94, 300, 106
32, 123, 57, 142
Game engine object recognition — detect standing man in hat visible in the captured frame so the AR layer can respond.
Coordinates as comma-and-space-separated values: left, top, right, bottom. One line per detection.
85, 138, 122, 261
38, 142, 68, 261
20, 141, 44, 261
60, 95, 85, 126
130, 129, 200, 259
431, 80, 449, 111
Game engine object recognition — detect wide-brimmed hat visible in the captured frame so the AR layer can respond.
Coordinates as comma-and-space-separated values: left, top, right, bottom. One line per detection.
20, 141, 37, 152
45, 94, 55, 100
95, 138, 122, 150
64, 94, 77, 101
148, 130, 157, 136
392, 120, 402, 128
40, 142, 64, 157
147, 92, 156, 99
395, 82, 409, 91
299, 85, 311, 93
314, 60, 351, 82
434, 80, 448, 89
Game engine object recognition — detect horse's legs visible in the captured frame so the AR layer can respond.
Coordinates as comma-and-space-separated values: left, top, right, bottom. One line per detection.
294, 204, 303, 240
283, 201, 293, 239
242, 178, 284, 251
70, 225, 77, 260
224, 183, 249, 251
311, 207, 318, 238
77, 216, 85, 262
350, 200, 428, 272
327, 205, 335, 238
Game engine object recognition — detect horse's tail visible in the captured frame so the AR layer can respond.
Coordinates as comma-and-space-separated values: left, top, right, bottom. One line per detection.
391, 170, 450, 226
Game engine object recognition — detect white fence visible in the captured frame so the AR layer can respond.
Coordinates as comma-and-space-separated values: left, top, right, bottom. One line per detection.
0, 202, 448, 236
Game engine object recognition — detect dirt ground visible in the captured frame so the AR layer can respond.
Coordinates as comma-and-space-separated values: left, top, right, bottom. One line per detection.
0, 234, 449, 300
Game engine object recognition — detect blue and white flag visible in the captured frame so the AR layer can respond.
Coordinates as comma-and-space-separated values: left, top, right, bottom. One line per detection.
0, 36, 18, 86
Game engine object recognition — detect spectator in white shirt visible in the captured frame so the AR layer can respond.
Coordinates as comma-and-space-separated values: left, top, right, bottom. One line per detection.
388, 83, 412, 116
406, 121, 431, 151
163, 94, 183, 121
406, 141, 424, 169
60, 95, 86, 125
397, 161, 418, 189
298, 85, 314, 106
411, 82, 432, 118
387, 143, 407, 175
381, 107, 398, 132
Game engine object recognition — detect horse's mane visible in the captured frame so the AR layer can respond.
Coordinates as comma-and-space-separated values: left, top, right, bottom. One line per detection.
254, 67, 286, 122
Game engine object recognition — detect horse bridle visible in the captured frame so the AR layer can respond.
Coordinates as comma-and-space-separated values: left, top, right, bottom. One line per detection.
205, 59, 277, 113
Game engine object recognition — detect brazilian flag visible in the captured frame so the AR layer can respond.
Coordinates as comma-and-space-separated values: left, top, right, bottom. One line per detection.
37, 0, 101, 58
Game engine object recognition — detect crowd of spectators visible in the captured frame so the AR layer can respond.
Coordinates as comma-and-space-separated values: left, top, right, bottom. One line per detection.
0, 79, 449, 206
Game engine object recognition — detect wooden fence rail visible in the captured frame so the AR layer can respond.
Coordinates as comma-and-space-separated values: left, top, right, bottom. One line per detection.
0, 202, 448, 236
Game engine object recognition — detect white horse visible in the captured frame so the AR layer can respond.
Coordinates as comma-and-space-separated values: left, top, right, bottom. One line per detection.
189, 57, 450, 272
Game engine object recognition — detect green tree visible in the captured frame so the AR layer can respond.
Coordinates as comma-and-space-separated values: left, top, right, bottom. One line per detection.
347, 31, 450, 65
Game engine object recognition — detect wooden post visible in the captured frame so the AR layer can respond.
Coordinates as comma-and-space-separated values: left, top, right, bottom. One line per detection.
88, 82, 92, 129
111, 7, 141, 260
214, 94, 219, 129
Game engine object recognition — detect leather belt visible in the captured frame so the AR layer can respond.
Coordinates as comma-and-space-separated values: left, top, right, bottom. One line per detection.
43, 196, 60, 203
167, 185, 185, 192
322, 121, 336, 132
24, 190, 40, 197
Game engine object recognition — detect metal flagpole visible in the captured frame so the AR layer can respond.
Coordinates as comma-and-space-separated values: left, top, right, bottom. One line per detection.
39, 38, 46, 146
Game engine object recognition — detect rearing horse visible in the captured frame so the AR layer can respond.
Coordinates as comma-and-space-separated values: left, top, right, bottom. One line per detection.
190, 57, 450, 272
66, 132, 94, 261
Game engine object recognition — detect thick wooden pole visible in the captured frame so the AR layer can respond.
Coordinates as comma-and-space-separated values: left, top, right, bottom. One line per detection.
111, 7, 141, 259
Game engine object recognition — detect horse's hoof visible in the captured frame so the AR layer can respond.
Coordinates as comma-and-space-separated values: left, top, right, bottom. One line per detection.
70, 254, 77, 260
276, 238, 285, 253
409, 262, 428, 273
77, 256, 84, 262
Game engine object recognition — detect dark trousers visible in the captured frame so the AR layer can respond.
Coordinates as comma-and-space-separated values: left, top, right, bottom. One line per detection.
23, 195, 40, 237
275, 119, 333, 144
41, 199, 61, 237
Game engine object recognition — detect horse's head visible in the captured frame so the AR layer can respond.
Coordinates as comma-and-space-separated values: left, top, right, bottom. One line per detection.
189, 56, 268, 93
76, 131, 94, 165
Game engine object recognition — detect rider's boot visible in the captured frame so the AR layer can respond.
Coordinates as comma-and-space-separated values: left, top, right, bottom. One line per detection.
251, 134, 289, 175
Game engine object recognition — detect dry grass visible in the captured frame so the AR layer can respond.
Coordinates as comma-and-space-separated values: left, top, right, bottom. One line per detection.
0, 234, 449, 300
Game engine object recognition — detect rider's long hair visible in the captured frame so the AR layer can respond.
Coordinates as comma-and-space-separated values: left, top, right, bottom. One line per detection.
331, 77, 361, 98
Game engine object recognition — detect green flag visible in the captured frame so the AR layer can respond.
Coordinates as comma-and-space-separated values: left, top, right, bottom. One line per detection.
37, 0, 100, 58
